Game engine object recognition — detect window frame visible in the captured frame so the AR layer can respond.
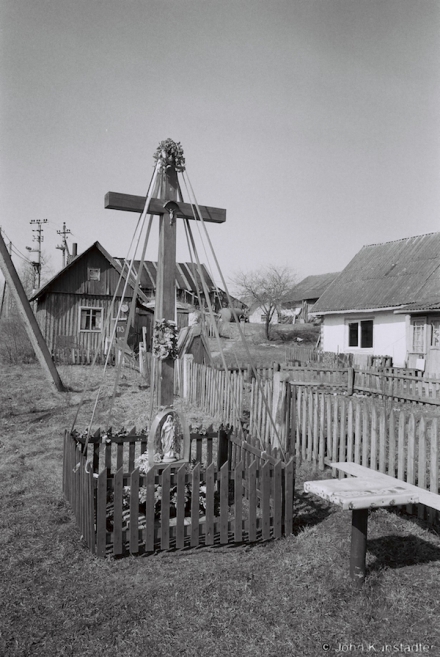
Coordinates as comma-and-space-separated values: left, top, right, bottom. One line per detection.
79, 306, 103, 332
346, 318, 374, 350
430, 317, 440, 350
87, 267, 101, 282
411, 317, 427, 353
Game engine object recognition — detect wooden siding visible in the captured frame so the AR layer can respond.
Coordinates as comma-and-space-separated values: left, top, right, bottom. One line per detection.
36, 293, 119, 352
45, 249, 133, 298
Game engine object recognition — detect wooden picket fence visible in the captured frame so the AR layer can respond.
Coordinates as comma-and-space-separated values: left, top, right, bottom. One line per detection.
353, 369, 440, 405
293, 386, 440, 525
175, 357, 246, 426
63, 428, 295, 557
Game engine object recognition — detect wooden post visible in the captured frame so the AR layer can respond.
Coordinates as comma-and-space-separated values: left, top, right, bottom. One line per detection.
350, 508, 368, 588
347, 366, 354, 395
0, 231, 65, 392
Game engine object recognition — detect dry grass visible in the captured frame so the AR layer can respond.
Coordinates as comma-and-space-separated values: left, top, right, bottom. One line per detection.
1, 363, 440, 656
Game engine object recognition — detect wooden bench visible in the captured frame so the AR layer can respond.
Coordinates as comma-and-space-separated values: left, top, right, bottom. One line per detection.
303, 462, 440, 588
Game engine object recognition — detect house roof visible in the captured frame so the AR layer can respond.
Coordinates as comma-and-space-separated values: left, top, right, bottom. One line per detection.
283, 272, 340, 306
113, 258, 216, 294
312, 232, 440, 314
30, 241, 220, 303
28, 241, 151, 302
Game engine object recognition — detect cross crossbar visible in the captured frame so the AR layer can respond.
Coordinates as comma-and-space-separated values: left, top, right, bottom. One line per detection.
105, 192, 226, 224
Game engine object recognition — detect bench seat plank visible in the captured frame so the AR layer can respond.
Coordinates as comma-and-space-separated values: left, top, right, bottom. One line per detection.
330, 462, 440, 512
304, 478, 418, 511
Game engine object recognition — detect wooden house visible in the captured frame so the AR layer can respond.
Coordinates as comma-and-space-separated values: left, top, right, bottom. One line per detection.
311, 232, 440, 373
29, 241, 226, 357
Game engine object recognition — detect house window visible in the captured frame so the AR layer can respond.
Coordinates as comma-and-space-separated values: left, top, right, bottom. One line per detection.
80, 307, 103, 331
431, 320, 440, 348
412, 318, 426, 352
87, 268, 101, 281
348, 320, 373, 348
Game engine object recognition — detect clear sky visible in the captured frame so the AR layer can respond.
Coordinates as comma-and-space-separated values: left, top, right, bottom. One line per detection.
1, 0, 439, 289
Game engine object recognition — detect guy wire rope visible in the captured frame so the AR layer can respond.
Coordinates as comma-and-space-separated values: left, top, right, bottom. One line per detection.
104, 162, 161, 429
183, 210, 264, 446
182, 218, 234, 417
78, 162, 160, 450
182, 171, 284, 457
183, 215, 246, 439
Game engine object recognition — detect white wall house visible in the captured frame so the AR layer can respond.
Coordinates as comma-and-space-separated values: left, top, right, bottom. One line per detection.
311, 232, 440, 374
320, 311, 408, 367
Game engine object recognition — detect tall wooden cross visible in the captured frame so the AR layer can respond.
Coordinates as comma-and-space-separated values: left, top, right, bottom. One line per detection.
105, 156, 226, 407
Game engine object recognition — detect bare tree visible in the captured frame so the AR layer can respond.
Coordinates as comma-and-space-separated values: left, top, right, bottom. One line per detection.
231, 265, 297, 339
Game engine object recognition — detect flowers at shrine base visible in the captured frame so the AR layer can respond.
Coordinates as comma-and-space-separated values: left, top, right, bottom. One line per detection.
153, 318, 178, 360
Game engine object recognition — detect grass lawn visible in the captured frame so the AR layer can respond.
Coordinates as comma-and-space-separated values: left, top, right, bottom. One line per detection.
1, 363, 440, 656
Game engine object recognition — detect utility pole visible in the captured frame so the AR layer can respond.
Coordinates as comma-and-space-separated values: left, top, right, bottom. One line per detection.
26, 218, 47, 293
56, 221, 71, 268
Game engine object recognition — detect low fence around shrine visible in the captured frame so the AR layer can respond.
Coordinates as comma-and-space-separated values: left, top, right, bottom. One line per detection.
63, 428, 295, 557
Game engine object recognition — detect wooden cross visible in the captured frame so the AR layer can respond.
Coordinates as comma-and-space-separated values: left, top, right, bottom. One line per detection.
105, 162, 226, 407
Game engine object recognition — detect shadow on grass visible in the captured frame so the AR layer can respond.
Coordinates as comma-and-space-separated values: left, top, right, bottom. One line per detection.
367, 534, 440, 572
292, 488, 335, 534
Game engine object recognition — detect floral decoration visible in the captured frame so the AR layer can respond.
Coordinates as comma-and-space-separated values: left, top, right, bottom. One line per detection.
153, 139, 186, 172
153, 318, 178, 360
105, 459, 220, 528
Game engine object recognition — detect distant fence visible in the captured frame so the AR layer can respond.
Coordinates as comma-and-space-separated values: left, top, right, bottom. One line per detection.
175, 357, 246, 427
63, 428, 295, 557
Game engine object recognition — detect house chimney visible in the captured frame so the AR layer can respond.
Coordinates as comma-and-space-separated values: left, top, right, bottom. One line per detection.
72, 243, 78, 257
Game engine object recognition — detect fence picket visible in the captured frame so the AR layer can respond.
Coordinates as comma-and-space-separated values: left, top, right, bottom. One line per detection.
96, 469, 107, 557
319, 394, 325, 470
370, 406, 377, 471
347, 400, 353, 465
388, 410, 396, 478
354, 402, 361, 465
220, 462, 229, 544
129, 468, 140, 555
248, 460, 257, 542
234, 460, 243, 542
191, 464, 200, 547
113, 466, 124, 556
261, 461, 271, 541
406, 414, 416, 514
429, 419, 438, 524
418, 417, 427, 520
145, 467, 155, 552
176, 464, 186, 550
160, 466, 171, 550
379, 408, 386, 473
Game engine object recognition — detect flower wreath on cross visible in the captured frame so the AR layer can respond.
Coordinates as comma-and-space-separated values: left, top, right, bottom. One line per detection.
153, 318, 178, 360
153, 138, 186, 173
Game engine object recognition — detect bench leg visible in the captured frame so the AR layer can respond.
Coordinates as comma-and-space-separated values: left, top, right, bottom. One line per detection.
350, 508, 368, 588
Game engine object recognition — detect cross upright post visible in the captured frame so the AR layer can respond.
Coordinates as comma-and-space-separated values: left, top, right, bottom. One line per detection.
105, 141, 226, 408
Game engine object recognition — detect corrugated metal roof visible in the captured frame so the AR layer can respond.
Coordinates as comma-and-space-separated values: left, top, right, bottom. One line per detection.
312, 232, 440, 314
284, 272, 340, 304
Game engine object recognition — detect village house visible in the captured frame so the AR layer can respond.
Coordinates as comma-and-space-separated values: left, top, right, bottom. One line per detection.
29, 241, 231, 356
280, 272, 340, 323
311, 232, 440, 373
